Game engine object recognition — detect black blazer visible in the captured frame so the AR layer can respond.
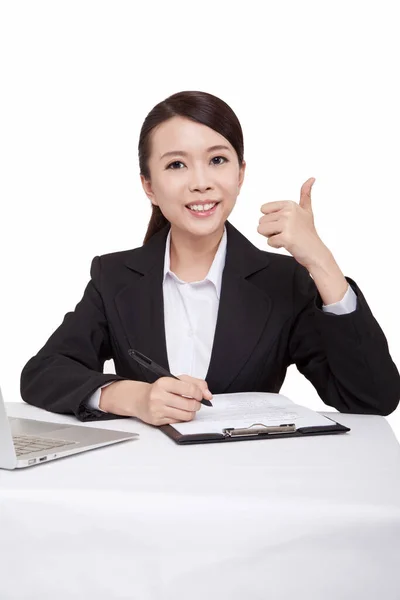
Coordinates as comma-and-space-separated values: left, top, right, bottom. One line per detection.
20, 220, 400, 422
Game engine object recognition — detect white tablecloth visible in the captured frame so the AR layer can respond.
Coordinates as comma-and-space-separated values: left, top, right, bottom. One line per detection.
1, 402, 400, 600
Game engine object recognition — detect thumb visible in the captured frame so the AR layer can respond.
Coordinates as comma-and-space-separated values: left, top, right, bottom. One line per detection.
299, 177, 315, 210
203, 387, 213, 398
196, 378, 213, 398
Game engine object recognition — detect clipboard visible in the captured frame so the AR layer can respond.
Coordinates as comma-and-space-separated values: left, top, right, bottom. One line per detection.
160, 416, 350, 445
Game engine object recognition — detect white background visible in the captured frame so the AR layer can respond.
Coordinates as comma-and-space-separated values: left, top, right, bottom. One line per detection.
0, 1, 399, 440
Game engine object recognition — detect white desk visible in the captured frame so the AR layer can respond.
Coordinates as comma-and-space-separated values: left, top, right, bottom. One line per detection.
1, 402, 400, 600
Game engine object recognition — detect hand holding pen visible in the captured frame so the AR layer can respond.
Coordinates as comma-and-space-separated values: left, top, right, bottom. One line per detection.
126, 349, 213, 427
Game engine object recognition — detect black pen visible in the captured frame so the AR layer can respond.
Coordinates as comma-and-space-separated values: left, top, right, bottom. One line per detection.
128, 349, 213, 407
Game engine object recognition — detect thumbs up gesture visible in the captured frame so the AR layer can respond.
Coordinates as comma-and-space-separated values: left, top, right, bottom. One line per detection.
257, 178, 329, 269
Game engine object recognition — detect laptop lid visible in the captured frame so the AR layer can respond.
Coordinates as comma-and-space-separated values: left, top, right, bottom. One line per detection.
0, 388, 17, 469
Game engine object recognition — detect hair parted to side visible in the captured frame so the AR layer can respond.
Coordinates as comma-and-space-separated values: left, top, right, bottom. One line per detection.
139, 90, 244, 244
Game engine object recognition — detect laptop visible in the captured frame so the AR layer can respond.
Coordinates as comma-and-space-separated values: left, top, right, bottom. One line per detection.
0, 387, 138, 470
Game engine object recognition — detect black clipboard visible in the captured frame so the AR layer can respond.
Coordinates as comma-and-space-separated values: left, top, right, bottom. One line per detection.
160, 416, 350, 445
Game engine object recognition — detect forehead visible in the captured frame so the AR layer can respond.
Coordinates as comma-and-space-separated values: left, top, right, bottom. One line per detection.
150, 116, 234, 157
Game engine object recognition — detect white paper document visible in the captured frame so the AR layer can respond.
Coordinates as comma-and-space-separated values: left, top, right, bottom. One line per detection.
172, 392, 335, 435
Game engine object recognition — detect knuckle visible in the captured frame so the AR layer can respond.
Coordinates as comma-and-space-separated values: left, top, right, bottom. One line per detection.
148, 392, 159, 406
148, 407, 158, 421
189, 383, 198, 398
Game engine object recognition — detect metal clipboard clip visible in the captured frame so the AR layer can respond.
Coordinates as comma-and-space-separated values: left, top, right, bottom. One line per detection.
223, 422, 296, 438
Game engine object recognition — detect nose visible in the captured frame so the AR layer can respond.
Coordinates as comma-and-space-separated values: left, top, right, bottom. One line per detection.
188, 164, 213, 193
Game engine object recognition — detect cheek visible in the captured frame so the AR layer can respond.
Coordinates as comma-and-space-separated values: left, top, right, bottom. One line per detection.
155, 176, 177, 192
163, 176, 188, 198
222, 180, 241, 198
152, 177, 184, 204
219, 169, 241, 193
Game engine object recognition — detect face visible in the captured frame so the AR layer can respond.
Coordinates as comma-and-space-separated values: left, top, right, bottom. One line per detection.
141, 116, 246, 239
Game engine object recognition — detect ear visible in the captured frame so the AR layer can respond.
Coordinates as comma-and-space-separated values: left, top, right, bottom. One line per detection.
140, 174, 158, 206
237, 159, 246, 194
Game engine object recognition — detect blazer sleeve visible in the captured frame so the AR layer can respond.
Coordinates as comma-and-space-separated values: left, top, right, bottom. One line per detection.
20, 256, 130, 422
288, 264, 400, 416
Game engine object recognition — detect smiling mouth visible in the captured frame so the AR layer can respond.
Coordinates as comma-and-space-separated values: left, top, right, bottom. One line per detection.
185, 202, 220, 216
185, 201, 220, 209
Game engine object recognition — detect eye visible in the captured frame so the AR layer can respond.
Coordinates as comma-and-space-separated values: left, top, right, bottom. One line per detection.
211, 156, 228, 165
166, 156, 229, 170
166, 161, 185, 170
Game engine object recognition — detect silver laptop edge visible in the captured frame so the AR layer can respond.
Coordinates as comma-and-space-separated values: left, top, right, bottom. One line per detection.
0, 387, 138, 469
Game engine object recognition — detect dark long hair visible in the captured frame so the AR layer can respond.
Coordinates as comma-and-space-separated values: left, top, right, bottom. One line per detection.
139, 91, 244, 244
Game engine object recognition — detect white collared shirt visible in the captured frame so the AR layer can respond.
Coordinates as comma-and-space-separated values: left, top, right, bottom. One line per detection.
162, 225, 227, 380
88, 226, 357, 411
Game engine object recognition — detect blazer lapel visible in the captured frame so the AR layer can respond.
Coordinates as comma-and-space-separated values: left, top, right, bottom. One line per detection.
204, 221, 272, 392
114, 226, 171, 383
114, 220, 273, 391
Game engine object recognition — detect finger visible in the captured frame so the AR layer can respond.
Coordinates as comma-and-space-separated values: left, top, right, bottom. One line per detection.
162, 405, 197, 422
257, 221, 283, 237
160, 377, 204, 401
178, 380, 205, 401
165, 392, 202, 412
260, 200, 288, 214
267, 233, 284, 248
177, 374, 213, 398
258, 212, 281, 225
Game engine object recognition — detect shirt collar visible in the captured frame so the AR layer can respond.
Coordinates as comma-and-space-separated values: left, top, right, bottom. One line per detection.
163, 226, 227, 300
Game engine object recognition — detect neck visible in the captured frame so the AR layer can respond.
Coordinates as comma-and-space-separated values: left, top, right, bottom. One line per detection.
169, 225, 224, 281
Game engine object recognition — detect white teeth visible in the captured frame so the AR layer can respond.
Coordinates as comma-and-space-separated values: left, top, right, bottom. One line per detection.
187, 202, 216, 212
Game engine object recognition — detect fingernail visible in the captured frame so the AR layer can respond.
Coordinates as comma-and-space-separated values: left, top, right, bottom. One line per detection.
206, 389, 213, 398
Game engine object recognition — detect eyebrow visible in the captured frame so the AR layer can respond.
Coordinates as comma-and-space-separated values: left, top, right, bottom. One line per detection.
160, 145, 231, 161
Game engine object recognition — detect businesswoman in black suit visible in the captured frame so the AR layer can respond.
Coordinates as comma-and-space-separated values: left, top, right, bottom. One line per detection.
20, 90, 400, 425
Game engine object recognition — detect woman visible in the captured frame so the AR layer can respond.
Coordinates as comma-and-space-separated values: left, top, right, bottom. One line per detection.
20, 90, 400, 424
